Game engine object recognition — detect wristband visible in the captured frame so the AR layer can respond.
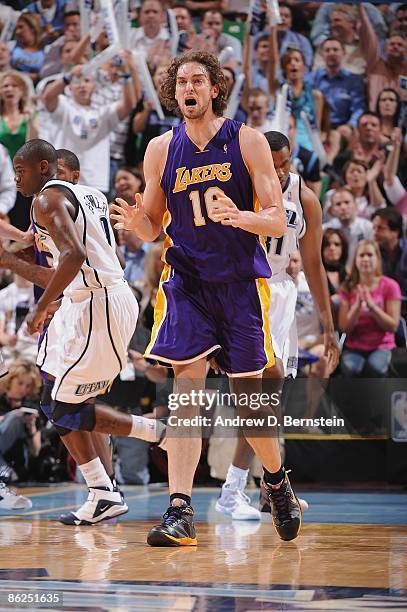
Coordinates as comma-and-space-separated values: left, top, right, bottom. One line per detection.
119, 73, 132, 83
62, 73, 72, 86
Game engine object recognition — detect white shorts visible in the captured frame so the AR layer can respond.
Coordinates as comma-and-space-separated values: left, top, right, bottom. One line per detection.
37, 283, 138, 404
268, 272, 298, 378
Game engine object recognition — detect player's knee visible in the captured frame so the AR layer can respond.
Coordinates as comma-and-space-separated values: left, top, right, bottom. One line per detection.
264, 358, 285, 380
50, 400, 96, 432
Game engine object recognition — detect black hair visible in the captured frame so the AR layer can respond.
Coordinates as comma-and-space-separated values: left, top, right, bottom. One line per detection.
63, 10, 80, 19
56, 148, 80, 172
357, 111, 381, 127
264, 131, 291, 152
321, 36, 345, 50
375, 88, 402, 127
371, 207, 403, 238
396, 3, 407, 12
254, 33, 269, 50
15, 139, 57, 173
386, 30, 405, 41
201, 9, 223, 21
172, 3, 192, 15
222, 65, 236, 84
322, 228, 349, 268
279, 3, 292, 14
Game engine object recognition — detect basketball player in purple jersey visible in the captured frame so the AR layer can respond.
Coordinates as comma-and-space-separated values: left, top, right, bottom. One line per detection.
111, 51, 302, 546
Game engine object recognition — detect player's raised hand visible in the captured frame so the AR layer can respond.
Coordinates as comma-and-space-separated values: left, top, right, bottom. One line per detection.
211, 195, 242, 228
110, 193, 145, 232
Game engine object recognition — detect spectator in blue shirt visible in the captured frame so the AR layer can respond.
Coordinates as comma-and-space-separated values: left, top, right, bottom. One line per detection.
25, 0, 67, 42
119, 231, 148, 286
306, 38, 367, 137
311, 2, 387, 47
372, 207, 407, 317
287, 113, 321, 198
278, 3, 313, 70
10, 14, 45, 84
393, 3, 407, 36
251, 33, 271, 94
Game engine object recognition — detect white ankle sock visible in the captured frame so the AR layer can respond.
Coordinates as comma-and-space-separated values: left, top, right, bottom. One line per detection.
130, 415, 159, 442
78, 457, 113, 490
224, 464, 249, 490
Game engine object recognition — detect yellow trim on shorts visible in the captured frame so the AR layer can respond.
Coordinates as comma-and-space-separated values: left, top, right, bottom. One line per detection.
161, 210, 173, 264
256, 277, 275, 368
145, 264, 172, 356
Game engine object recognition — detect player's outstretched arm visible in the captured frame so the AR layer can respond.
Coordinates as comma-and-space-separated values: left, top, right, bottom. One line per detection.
211, 127, 286, 237
0, 245, 52, 288
26, 188, 86, 334
110, 135, 168, 242
299, 183, 340, 371
0, 219, 33, 245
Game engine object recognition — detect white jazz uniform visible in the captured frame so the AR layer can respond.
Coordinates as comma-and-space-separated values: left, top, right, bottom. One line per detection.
267, 172, 306, 377
35, 180, 139, 403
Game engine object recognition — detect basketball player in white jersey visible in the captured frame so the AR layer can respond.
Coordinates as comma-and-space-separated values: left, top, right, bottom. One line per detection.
216, 131, 340, 520
12, 139, 166, 525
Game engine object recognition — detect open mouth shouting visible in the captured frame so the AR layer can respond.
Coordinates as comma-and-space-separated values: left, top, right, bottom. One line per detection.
185, 97, 197, 107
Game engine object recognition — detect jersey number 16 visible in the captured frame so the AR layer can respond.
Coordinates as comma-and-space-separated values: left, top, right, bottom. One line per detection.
189, 187, 226, 227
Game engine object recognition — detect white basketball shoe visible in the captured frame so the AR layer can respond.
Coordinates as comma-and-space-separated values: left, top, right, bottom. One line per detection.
216, 485, 262, 520
0, 482, 32, 510
59, 486, 128, 525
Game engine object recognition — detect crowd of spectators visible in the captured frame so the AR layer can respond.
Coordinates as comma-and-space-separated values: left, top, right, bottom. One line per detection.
0, 0, 405, 490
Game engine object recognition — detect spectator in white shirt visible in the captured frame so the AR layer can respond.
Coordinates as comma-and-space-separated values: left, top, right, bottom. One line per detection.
0, 275, 37, 362
0, 144, 16, 215
130, 0, 170, 70
246, 88, 273, 134
92, 55, 141, 194
323, 187, 374, 267
41, 54, 136, 193
199, 10, 242, 68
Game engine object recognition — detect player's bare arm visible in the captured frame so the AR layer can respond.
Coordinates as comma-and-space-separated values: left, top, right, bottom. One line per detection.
0, 244, 52, 288
110, 133, 170, 242
211, 127, 286, 237
0, 219, 33, 245
299, 183, 340, 370
27, 188, 86, 334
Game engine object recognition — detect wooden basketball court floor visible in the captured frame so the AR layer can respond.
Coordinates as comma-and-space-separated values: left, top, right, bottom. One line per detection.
0, 485, 406, 610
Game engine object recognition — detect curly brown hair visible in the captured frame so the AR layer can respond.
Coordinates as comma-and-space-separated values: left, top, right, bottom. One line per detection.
159, 51, 228, 118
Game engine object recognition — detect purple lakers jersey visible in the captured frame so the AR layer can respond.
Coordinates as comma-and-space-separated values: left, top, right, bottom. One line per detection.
160, 119, 271, 283
31, 215, 54, 304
